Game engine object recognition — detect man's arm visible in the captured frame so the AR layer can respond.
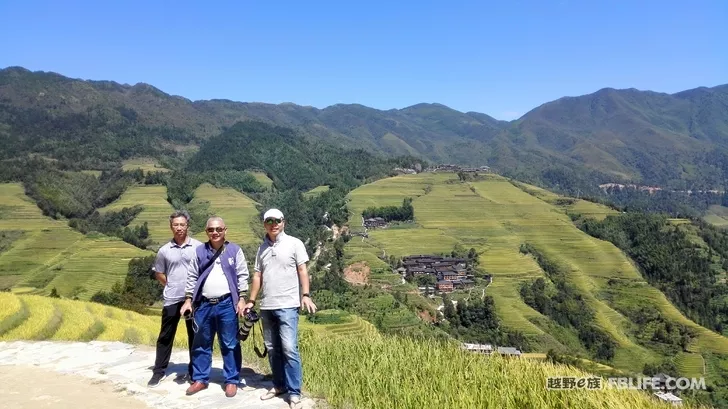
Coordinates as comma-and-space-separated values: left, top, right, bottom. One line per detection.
235, 247, 250, 297
245, 247, 262, 310
152, 248, 167, 286
297, 263, 310, 295
180, 255, 198, 315
295, 240, 316, 314
155, 272, 167, 286
184, 255, 199, 299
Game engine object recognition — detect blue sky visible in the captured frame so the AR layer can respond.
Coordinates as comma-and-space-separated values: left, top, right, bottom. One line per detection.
1, 0, 725, 120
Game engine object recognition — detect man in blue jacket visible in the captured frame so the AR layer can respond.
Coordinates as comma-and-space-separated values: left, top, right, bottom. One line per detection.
180, 216, 249, 398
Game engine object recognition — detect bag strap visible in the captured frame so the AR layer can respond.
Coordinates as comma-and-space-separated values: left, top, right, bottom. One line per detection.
199, 243, 225, 274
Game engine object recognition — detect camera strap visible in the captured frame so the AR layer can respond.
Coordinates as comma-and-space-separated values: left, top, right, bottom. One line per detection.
253, 321, 267, 358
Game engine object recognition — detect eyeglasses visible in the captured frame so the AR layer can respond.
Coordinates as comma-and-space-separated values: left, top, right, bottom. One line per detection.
206, 227, 226, 233
265, 218, 283, 225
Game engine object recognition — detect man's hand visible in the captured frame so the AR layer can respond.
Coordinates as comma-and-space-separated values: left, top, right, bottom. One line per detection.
244, 302, 255, 311
237, 299, 247, 317
180, 299, 192, 316
301, 296, 317, 314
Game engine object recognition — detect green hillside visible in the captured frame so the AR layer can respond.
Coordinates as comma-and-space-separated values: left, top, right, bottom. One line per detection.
3, 67, 728, 192
705, 205, 728, 227
0, 292, 690, 409
188, 182, 261, 245
98, 184, 174, 245
344, 172, 728, 374
0, 183, 149, 299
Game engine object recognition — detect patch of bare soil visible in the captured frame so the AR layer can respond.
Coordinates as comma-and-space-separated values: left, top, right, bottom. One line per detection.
418, 310, 435, 323
0, 365, 149, 409
343, 262, 370, 285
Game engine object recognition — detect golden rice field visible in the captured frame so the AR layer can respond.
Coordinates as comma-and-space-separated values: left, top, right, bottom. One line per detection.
0, 183, 150, 299
0, 293, 692, 409
188, 183, 262, 246
121, 157, 171, 173
344, 172, 728, 374
98, 184, 175, 244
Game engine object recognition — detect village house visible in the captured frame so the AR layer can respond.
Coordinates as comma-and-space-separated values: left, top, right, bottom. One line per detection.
363, 217, 387, 229
461, 343, 523, 358
496, 346, 522, 358
436, 280, 453, 293
461, 343, 493, 354
653, 391, 682, 406
453, 278, 475, 289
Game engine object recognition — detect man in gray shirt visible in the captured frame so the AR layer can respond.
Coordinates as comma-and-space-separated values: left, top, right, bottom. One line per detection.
148, 210, 203, 388
244, 208, 316, 409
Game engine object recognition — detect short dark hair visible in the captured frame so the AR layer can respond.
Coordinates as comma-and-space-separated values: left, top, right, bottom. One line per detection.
169, 210, 191, 224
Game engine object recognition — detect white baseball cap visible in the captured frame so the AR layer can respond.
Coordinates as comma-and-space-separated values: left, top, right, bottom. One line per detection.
263, 208, 284, 221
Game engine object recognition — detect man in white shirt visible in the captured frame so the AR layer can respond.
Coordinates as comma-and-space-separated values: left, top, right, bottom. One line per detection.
244, 209, 316, 409
180, 217, 249, 398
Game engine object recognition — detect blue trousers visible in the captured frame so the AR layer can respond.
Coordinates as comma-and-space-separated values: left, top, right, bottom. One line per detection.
191, 296, 242, 385
261, 308, 302, 397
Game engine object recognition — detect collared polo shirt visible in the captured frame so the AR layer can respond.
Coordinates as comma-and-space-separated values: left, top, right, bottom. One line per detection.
153, 236, 203, 306
254, 231, 309, 310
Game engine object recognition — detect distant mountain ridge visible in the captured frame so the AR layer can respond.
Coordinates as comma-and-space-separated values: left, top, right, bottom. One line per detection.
1, 66, 727, 190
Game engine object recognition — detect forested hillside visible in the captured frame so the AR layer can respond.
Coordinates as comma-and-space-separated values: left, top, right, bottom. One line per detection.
2, 66, 728, 195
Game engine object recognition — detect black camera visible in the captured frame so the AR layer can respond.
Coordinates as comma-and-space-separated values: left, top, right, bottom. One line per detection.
237, 308, 260, 342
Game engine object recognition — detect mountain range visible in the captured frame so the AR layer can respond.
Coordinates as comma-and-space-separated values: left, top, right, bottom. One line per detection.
1, 66, 727, 190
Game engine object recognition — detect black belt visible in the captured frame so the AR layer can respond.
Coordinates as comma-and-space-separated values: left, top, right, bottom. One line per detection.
202, 293, 231, 304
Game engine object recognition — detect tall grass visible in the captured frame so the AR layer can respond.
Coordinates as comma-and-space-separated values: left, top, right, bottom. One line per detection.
299, 332, 697, 409
0, 293, 697, 409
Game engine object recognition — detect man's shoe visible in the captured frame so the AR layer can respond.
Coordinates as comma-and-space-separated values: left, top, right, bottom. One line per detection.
225, 383, 237, 398
186, 381, 208, 396
147, 373, 166, 388
260, 387, 285, 400
289, 395, 302, 409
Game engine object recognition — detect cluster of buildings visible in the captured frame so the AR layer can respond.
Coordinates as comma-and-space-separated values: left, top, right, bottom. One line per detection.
396, 254, 478, 293
363, 217, 388, 229
392, 167, 418, 175
426, 164, 491, 173
461, 342, 522, 357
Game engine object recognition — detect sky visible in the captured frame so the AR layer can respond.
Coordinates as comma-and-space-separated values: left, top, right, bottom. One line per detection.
1, 0, 726, 120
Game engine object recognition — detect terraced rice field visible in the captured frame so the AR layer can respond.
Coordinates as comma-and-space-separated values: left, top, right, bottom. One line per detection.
674, 352, 705, 378
121, 157, 170, 173
251, 171, 274, 189
344, 172, 728, 373
704, 205, 728, 227
98, 185, 175, 244
189, 183, 261, 246
0, 183, 150, 299
304, 185, 330, 198
304, 309, 380, 339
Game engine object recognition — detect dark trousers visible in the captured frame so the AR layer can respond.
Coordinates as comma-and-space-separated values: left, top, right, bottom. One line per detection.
153, 300, 195, 377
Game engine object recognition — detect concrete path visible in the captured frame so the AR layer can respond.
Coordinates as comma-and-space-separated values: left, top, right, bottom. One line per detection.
0, 340, 317, 409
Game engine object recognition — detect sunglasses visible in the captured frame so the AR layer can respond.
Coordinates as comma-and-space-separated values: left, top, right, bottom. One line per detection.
265, 218, 283, 225
206, 227, 226, 233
